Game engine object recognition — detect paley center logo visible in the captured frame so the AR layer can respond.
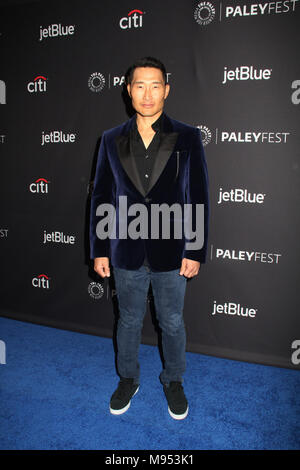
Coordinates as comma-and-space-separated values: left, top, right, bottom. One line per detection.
88, 281, 104, 300
88, 72, 106, 92
29, 177, 50, 193
197, 125, 212, 146
194, 2, 216, 25
119, 9, 144, 29
95, 195, 204, 250
27, 75, 47, 93
39, 23, 75, 41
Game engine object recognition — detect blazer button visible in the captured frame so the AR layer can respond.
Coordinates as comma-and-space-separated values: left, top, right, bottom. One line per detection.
145, 197, 152, 202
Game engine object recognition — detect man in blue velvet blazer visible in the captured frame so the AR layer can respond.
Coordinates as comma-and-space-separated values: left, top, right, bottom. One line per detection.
90, 57, 209, 420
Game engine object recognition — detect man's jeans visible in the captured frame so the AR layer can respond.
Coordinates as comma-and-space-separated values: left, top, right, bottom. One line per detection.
113, 265, 187, 385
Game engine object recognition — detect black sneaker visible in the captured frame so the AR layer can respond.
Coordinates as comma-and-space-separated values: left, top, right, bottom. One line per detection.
163, 381, 189, 420
110, 378, 139, 415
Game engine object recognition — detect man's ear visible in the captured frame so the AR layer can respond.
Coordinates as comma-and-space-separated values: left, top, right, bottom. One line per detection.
127, 84, 131, 97
164, 83, 170, 100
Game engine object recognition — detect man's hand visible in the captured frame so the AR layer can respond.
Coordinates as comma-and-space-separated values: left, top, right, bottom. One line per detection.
179, 258, 200, 278
94, 257, 110, 278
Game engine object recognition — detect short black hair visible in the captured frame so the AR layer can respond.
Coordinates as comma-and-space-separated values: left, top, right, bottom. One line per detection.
125, 57, 167, 85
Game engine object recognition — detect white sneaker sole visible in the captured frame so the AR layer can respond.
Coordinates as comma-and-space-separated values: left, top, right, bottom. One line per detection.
110, 386, 139, 415
168, 405, 189, 420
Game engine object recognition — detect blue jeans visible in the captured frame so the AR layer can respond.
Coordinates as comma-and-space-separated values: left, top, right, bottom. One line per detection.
113, 265, 187, 385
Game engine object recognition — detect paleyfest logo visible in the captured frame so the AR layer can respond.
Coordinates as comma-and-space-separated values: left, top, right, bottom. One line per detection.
194, 0, 299, 25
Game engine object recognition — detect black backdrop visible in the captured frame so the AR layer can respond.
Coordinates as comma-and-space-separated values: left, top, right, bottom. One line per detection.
1, 0, 300, 370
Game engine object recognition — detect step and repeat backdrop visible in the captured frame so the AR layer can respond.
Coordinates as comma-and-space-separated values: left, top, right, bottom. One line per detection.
1, 0, 299, 369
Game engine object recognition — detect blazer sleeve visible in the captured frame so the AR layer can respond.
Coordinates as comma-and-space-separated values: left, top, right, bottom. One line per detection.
89, 132, 115, 259
183, 127, 209, 263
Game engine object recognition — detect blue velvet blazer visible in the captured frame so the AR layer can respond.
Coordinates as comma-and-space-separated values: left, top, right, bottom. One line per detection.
90, 113, 209, 271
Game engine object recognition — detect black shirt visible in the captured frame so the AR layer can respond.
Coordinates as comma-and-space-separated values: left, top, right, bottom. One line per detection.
130, 112, 164, 195
130, 113, 164, 266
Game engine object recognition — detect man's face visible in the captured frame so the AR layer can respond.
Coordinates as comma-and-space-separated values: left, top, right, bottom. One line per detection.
127, 67, 170, 119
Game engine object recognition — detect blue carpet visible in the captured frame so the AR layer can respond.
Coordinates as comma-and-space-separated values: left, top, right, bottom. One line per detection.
0, 316, 299, 450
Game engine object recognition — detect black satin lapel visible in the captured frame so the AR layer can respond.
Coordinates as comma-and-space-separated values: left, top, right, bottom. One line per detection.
147, 132, 179, 195
115, 134, 146, 197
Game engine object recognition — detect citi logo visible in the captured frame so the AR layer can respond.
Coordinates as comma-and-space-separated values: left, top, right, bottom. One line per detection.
212, 301, 257, 318
222, 66, 272, 84
32, 274, 50, 289
29, 177, 50, 193
0, 79, 6, 104
27, 75, 47, 93
119, 9, 144, 29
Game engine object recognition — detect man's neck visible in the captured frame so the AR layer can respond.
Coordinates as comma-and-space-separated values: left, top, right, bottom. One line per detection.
136, 111, 163, 132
